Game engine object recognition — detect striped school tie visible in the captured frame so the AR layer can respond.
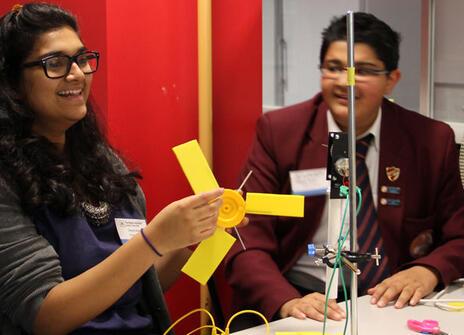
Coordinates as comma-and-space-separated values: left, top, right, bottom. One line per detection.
356, 134, 390, 294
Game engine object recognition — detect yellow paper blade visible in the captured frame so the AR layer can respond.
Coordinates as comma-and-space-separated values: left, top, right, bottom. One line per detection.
245, 193, 304, 217
181, 229, 236, 286
172, 140, 219, 194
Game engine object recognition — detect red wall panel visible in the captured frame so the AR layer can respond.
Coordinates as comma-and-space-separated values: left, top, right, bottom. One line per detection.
213, 0, 262, 188
212, 0, 263, 320
105, 2, 199, 334
105, 0, 198, 219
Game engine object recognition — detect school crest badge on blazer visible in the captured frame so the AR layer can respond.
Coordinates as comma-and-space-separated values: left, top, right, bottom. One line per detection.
386, 166, 400, 182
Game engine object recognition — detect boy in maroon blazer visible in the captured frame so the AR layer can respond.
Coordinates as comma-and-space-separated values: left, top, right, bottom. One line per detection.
225, 12, 464, 327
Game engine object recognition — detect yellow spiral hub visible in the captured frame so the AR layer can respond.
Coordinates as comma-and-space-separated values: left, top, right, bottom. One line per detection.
217, 189, 245, 228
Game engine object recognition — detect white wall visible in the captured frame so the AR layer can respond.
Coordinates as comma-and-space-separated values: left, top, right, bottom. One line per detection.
263, 0, 276, 107
365, 0, 422, 112
282, 0, 360, 105
433, 0, 464, 124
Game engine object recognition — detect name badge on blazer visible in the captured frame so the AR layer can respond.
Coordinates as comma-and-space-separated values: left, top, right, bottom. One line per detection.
289, 168, 329, 196
115, 218, 146, 244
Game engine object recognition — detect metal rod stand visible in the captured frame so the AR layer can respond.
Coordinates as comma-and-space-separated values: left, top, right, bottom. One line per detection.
346, 11, 359, 335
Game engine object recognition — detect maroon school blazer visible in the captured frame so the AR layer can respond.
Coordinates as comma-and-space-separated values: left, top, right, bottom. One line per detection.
225, 93, 464, 320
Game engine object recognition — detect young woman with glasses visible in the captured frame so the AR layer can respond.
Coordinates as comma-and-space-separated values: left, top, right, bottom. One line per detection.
0, 3, 227, 334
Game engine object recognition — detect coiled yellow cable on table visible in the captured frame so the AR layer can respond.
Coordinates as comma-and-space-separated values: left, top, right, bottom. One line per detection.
163, 308, 270, 335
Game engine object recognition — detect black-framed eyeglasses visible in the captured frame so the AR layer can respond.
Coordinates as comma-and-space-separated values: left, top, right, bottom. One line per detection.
23, 51, 100, 79
319, 64, 389, 82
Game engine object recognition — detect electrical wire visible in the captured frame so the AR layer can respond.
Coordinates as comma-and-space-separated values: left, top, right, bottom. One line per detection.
185, 325, 225, 335
322, 194, 348, 335
162, 308, 216, 335
163, 308, 270, 335
420, 279, 464, 312
322, 186, 362, 335
225, 309, 270, 334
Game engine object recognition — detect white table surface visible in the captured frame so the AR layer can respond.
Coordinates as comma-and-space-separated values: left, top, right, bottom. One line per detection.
230, 286, 464, 335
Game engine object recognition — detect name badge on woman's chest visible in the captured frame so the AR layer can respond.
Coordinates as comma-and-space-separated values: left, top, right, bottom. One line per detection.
115, 218, 146, 243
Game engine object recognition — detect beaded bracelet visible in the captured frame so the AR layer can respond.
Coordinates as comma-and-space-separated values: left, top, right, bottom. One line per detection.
141, 228, 163, 257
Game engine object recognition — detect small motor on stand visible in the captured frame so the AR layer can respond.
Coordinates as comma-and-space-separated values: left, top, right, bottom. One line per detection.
326, 132, 349, 199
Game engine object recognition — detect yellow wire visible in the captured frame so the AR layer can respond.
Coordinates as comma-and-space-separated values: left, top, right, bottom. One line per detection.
162, 308, 217, 335
225, 310, 270, 335
164, 308, 270, 335
186, 325, 225, 335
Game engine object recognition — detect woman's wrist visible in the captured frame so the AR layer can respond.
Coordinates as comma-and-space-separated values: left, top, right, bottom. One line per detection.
142, 219, 175, 255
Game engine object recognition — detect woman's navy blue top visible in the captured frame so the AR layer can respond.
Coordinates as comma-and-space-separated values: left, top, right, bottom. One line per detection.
34, 204, 154, 334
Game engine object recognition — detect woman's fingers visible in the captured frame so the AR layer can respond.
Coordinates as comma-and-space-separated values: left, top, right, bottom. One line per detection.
196, 197, 223, 222
190, 188, 224, 209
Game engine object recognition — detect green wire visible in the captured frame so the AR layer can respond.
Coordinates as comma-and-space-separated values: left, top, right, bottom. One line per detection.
338, 218, 350, 335
322, 196, 348, 335
322, 187, 362, 335
336, 198, 350, 335
338, 265, 349, 335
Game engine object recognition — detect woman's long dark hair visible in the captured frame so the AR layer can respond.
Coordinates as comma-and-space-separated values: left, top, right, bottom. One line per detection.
0, 3, 140, 216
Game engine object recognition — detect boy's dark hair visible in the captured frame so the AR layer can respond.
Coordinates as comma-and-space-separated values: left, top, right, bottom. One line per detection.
320, 12, 401, 71
0, 3, 140, 215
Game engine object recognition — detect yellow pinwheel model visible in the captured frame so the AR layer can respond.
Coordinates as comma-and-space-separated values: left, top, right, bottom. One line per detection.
173, 139, 305, 285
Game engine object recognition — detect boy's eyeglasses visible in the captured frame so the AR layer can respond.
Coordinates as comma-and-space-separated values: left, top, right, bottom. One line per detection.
23, 51, 99, 79
319, 64, 389, 82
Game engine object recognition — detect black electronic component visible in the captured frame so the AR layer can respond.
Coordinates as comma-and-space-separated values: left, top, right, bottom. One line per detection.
326, 132, 348, 199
